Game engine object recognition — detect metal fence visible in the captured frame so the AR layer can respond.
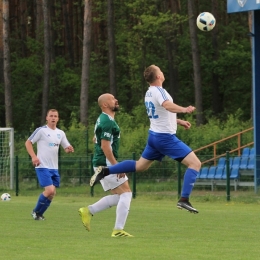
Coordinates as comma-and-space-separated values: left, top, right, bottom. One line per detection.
9, 154, 181, 195
1, 152, 257, 200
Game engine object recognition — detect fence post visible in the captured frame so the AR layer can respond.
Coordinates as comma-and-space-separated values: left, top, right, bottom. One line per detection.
15, 156, 19, 196
79, 157, 82, 185
132, 152, 136, 198
86, 129, 89, 176
226, 151, 230, 201
90, 154, 94, 197
58, 147, 61, 177
86, 129, 88, 155
177, 162, 181, 198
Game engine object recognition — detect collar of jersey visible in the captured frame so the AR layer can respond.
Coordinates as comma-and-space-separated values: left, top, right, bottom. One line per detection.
102, 112, 114, 120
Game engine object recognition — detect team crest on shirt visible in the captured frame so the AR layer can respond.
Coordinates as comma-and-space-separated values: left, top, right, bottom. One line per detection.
237, 0, 247, 7
57, 134, 61, 139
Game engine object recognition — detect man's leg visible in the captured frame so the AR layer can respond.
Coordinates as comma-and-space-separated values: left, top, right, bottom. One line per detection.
32, 169, 56, 220
111, 181, 133, 237
90, 158, 153, 187
79, 194, 120, 231
114, 192, 132, 230
177, 152, 201, 213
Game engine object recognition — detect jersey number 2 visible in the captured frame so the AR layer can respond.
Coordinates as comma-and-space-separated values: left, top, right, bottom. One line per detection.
145, 101, 158, 119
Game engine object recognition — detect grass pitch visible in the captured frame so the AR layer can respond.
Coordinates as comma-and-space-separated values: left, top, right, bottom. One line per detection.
1, 190, 260, 260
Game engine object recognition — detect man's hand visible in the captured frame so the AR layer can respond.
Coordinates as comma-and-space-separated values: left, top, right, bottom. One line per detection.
185, 106, 196, 113
117, 173, 126, 179
65, 145, 74, 153
177, 119, 191, 130
32, 156, 40, 167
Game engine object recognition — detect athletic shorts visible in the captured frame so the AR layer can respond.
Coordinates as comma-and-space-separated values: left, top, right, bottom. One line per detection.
141, 130, 192, 162
94, 166, 128, 192
35, 168, 60, 188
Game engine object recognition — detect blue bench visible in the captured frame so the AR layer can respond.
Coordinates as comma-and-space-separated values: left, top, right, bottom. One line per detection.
195, 147, 255, 190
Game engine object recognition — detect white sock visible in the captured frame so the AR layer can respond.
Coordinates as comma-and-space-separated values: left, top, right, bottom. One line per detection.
114, 192, 132, 230
88, 194, 120, 215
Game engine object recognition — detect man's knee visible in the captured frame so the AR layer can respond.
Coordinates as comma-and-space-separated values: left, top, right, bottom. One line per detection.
113, 181, 131, 194
44, 185, 56, 198
190, 159, 201, 171
194, 159, 201, 169
136, 159, 153, 172
182, 153, 201, 171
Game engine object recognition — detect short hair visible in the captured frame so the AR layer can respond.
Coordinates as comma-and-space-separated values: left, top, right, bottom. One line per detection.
143, 65, 157, 84
46, 109, 59, 116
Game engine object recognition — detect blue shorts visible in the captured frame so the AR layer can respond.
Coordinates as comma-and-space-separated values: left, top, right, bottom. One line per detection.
141, 130, 192, 162
35, 168, 60, 188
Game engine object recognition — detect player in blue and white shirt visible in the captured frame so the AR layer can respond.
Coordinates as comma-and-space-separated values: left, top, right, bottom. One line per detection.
90, 65, 201, 213
25, 109, 74, 220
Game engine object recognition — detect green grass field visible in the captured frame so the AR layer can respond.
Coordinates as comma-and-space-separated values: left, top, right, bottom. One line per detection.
1, 188, 260, 260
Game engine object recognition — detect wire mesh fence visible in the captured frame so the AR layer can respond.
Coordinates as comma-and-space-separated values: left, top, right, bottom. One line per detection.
0, 153, 258, 195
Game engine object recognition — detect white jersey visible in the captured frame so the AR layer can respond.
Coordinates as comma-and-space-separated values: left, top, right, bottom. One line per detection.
28, 125, 70, 169
144, 86, 177, 134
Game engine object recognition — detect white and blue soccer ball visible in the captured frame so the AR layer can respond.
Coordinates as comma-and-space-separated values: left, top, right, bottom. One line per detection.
1, 193, 11, 201
197, 12, 216, 32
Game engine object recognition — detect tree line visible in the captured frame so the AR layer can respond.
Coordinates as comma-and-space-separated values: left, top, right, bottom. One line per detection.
0, 0, 252, 134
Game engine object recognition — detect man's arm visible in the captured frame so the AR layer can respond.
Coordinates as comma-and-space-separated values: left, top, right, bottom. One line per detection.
25, 140, 40, 166
177, 119, 191, 130
162, 100, 195, 114
101, 139, 117, 165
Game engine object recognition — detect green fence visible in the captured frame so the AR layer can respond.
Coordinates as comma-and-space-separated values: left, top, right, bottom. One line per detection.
1, 153, 254, 200
8, 154, 182, 196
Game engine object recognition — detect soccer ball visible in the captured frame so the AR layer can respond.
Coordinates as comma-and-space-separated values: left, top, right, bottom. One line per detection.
1, 193, 11, 201
196, 12, 216, 32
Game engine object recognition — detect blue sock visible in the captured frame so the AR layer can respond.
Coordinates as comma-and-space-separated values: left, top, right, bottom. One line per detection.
109, 160, 136, 174
181, 168, 198, 198
34, 193, 47, 213
38, 198, 52, 216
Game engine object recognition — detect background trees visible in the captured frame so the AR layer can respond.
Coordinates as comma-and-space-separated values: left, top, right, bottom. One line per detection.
3, 0, 12, 127
1, 0, 252, 134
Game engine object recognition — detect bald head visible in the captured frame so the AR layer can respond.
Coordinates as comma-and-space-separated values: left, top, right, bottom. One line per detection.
97, 93, 119, 114
98, 93, 111, 108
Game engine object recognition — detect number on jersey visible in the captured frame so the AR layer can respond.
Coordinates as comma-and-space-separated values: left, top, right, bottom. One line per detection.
145, 101, 158, 119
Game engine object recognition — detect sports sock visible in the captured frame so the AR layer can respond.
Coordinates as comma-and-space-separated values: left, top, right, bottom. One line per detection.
181, 168, 198, 198
88, 194, 120, 215
38, 197, 52, 215
33, 193, 47, 213
114, 192, 132, 230
109, 160, 136, 174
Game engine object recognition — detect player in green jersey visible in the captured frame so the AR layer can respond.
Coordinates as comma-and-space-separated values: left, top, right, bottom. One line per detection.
79, 93, 133, 237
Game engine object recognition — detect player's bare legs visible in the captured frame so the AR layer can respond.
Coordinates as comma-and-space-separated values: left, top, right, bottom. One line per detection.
181, 152, 201, 172
135, 157, 154, 171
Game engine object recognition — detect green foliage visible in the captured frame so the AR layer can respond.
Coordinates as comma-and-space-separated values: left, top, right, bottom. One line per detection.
49, 57, 81, 125
11, 54, 44, 130
4, 0, 253, 146
15, 107, 253, 161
